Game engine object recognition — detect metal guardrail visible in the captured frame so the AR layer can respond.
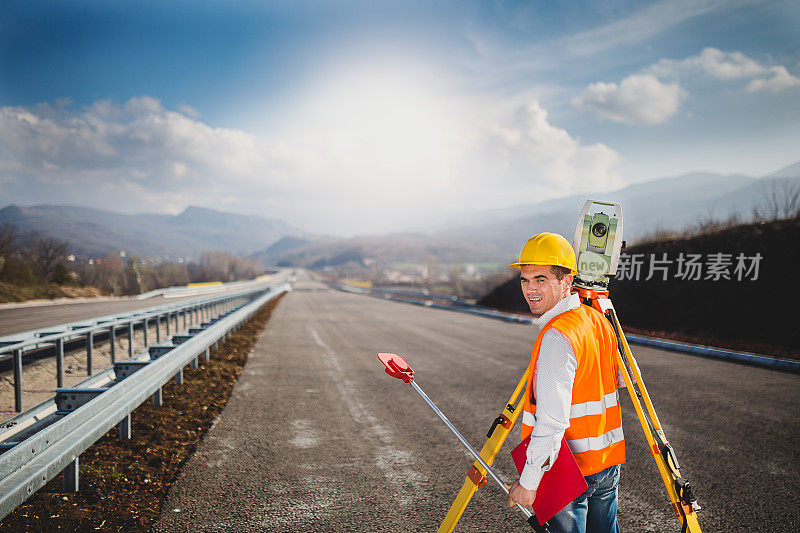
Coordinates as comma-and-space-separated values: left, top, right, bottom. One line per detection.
0, 281, 291, 521
625, 334, 800, 373
327, 281, 800, 373
326, 281, 529, 323
365, 285, 473, 307
0, 271, 291, 413
135, 273, 281, 300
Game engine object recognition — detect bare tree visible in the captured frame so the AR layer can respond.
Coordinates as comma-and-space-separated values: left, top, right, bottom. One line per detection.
198, 250, 259, 282
156, 262, 190, 286
34, 237, 69, 276
0, 223, 18, 257
449, 263, 463, 299
97, 254, 125, 295
753, 178, 800, 221
0, 223, 18, 273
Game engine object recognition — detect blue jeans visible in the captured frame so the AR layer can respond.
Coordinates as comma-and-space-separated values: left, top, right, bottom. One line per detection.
547, 464, 621, 533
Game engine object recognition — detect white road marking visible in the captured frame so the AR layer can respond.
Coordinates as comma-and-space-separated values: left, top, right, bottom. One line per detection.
290, 419, 320, 448
264, 475, 341, 527
309, 325, 427, 505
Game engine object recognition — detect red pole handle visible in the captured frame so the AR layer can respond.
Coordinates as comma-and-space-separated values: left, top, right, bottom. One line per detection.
378, 353, 415, 383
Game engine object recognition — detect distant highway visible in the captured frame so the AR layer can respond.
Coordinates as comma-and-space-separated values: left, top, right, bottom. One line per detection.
152, 271, 798, 532
0, 292, 245, 336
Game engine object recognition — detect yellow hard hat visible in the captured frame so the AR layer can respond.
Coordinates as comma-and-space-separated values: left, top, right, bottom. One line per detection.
508, 232, 577, 273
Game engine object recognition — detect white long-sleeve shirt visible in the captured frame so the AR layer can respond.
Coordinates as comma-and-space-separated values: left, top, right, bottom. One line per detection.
519, 293, 581, 490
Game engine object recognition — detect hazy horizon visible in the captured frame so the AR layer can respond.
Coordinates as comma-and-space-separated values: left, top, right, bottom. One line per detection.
3, 159, 797, 239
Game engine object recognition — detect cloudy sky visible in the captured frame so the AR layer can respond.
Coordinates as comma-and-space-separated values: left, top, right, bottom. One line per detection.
1, 0, 798, 235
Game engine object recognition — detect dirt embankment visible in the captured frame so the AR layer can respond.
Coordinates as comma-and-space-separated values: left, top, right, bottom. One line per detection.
0, 295, 283, 531
0, 281, 108, 304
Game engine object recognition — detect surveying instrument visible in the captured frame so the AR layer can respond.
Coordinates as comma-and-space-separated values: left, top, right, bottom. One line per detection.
434, 200, 702, 531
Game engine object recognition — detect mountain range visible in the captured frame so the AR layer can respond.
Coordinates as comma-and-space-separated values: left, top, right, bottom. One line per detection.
259, 160, 800, 269
0, 205, 298, 260
2, 160, 798, 267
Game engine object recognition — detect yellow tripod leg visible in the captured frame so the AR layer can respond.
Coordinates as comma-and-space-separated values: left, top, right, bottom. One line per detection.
604, 304, 702, 532
437, 368, 530, 533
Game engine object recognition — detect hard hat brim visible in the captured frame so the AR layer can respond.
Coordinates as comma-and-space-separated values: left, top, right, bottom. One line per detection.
508, 261, 577, 275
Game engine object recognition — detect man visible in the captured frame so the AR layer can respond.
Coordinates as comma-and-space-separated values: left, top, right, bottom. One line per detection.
506, 232, 625, 533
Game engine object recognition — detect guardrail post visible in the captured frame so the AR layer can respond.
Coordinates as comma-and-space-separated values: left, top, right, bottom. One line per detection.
143, 318, 148, 346
182, 310, 187, 330
174, 312, 179, 333
13, 349, 23, 412
119, 414, 131, 440
191, 356, 198, 369
56, 338, 64, 388
109, 325, 116, 363
128, 322, 134, 358
204, 347, 210, 361
153, 387, 163, 407
86, 331, 93, 376
166, 313, 170, 336
63, 456, 79, 492
156, 315, 161, 343
175, 368, 183, 385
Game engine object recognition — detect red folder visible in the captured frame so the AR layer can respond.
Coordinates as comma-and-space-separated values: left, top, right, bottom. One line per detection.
511, 437, 588, 524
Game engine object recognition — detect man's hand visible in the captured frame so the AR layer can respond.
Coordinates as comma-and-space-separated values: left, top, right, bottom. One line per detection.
507, 479, 537, 507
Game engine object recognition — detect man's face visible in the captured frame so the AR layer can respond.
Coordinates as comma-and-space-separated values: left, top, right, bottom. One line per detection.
519, 265, 572, 317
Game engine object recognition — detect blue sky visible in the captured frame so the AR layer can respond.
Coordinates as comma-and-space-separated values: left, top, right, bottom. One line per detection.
1, 0, 799, 234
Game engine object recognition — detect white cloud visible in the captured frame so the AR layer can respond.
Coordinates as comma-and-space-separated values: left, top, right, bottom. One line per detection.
123, 95, 164, 115
572, 74, 686, 124
177, 104, 201, 119
557, 0, 752, 59
648, 47, 800, 93
483, 102, 621, 195
576, 47, 799, 124
745, 65, 800, 93
649, 47, 766, 80
0, 92, 622, 234
466, 1, 757, 78
0, 97, 273, 211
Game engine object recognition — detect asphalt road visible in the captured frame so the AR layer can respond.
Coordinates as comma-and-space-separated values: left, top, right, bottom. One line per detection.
153, 272, 799, 532
0, 293, 234, 336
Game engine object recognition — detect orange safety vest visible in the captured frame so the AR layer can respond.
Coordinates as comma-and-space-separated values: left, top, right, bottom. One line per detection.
521, 303, 625, 477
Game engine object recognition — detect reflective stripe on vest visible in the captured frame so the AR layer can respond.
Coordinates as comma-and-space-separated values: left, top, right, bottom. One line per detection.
522, 409, 535, 427
522, 391, 618, 432
570, 390, 619, 419
567, 426, 624, 454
